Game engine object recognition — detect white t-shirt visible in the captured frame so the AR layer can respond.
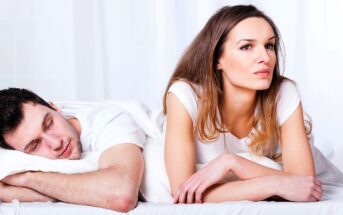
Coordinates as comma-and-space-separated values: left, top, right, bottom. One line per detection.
165, 80, 300, 164
141, 82, 343, 203
55, 102, 146, 154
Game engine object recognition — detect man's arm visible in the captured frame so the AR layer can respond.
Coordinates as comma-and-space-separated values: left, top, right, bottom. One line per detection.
0, 181, 55, 202
3, 144, 143, 212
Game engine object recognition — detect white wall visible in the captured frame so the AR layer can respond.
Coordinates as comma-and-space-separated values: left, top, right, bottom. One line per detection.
0, 0, 342, 169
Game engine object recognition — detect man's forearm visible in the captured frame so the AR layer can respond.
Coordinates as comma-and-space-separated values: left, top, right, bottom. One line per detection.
3, 144, 144, 212
0, 181, 55, 203
25, 167, 134, 210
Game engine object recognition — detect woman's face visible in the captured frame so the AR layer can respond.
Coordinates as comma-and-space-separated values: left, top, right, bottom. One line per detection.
217, 17, 276, 92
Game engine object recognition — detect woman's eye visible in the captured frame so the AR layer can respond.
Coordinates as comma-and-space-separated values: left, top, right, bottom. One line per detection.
266, 43, 275, 50
240, 44, 252, 50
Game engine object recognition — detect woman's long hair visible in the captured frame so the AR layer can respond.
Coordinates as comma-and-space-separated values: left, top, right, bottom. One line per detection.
163, 5, 309, 160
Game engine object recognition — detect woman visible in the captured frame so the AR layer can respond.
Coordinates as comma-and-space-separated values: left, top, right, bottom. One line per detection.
162, 5, 343, 204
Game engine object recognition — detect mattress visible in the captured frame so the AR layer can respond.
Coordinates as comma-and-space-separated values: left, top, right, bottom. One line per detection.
1, 200, 343, 215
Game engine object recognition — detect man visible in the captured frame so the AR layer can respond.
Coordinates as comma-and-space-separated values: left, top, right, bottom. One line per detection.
0, 88, 145, 212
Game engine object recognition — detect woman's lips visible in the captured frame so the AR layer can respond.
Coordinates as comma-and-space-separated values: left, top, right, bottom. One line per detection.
254, 69, 270, 77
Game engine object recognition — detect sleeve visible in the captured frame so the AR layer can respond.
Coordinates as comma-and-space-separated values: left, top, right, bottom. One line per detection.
167, 81, 199, 125
276, 80, 301, 126
95, 112, 146, 153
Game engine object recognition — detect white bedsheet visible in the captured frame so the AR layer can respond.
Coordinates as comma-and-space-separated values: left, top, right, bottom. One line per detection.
1, 200, 343, 215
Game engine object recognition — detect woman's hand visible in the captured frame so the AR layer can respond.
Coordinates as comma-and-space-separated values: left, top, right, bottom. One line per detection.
174, 153, 236, 204
273, 175, 323, 202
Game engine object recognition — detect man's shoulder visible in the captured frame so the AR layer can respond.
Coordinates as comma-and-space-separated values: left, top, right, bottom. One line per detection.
57, 102, 127, 152
55, 101, 124, 118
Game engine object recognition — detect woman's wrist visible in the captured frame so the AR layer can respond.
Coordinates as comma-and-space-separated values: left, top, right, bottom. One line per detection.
266, 175, 281, 196
223, 153, 238, 174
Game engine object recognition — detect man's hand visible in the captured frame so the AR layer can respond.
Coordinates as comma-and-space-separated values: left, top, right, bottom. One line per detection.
0, 181, 55, 203
2, 172, 29, 187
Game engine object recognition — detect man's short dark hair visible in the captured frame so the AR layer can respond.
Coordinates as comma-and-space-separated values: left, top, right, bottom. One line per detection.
0, 88, 52, 149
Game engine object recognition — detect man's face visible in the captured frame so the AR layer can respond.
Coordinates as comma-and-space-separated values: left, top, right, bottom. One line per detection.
3, 102, 82, 160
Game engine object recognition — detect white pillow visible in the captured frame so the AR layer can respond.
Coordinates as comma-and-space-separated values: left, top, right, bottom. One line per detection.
236, 153, 282, 170
0, 148, 99, 180
0, 144, 281, 204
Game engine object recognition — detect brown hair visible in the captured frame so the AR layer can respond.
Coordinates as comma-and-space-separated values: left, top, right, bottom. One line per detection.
162, 5, 299, 160
0, 88, 54, 149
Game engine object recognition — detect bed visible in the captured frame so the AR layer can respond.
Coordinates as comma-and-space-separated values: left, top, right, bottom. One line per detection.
1, 199, 343, 215
1, 101, 343, 214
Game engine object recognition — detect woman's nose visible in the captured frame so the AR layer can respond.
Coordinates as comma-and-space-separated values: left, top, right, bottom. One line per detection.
257, 47, 271, 64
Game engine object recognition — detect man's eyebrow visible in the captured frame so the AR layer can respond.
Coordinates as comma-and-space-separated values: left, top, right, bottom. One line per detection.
23, 112, 50, 152
236, 36, 276, 45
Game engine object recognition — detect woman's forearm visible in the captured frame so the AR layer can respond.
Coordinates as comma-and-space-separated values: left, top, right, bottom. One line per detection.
227, 154, 288, 180
173, 153, 321, 204
203, 176, 276, 202
203, 174, 322, 202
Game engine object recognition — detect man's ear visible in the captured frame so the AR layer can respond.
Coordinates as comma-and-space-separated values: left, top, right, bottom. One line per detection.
48, 101, 62, 113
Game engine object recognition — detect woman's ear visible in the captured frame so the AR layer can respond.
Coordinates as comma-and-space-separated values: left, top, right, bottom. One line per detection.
216, 60, 223, 71
48, 101, 62, 113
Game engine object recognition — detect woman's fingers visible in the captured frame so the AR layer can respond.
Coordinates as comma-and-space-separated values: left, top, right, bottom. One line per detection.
175, 172, 208, 204
175, 178, 197, 204
173, 192, 179, 203
307, 196, 317, 202
313, 183, 323, 196
311, 188, 322, 201
195, 182, 210, 203
314, 178, 322, 187
309, 178, 322, 201
175, 154, 232, 204
312, 182, 323, 201
177, 190, 187, 204
187, 176, 216, 203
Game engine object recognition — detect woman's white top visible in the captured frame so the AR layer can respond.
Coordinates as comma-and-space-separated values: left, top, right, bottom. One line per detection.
165, 80, 299, 164
141, 80, 343, 203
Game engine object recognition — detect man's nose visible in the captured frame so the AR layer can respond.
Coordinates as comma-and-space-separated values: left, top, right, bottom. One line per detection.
41, 133, 62, 150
